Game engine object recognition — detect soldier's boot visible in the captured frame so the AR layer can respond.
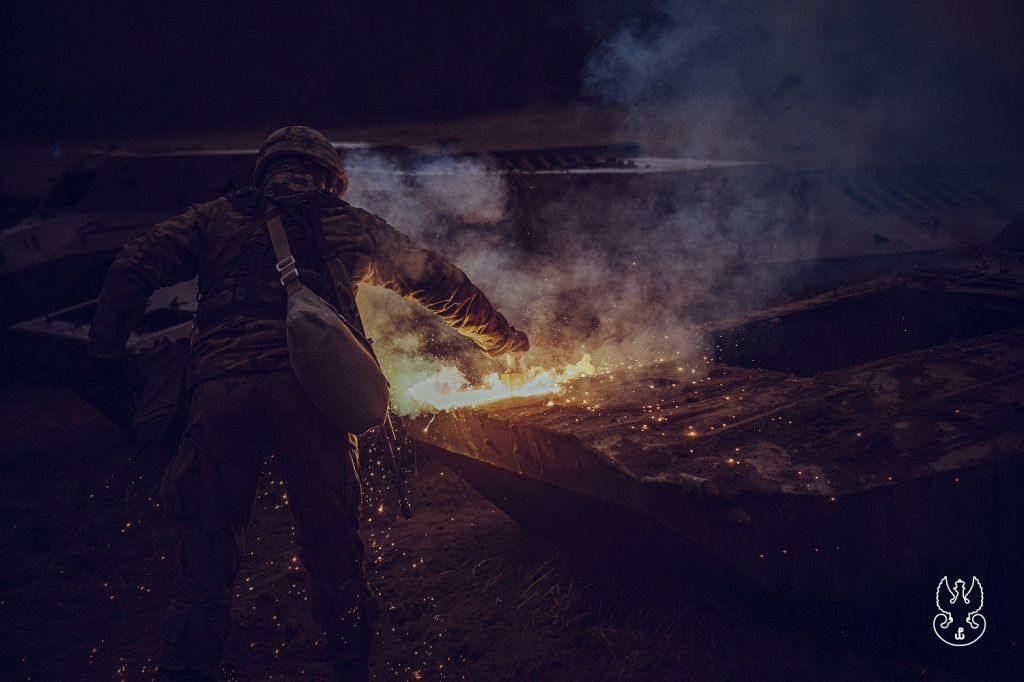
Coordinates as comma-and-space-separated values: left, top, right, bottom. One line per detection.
157, 599, 232, 682
311, 579, 380, 682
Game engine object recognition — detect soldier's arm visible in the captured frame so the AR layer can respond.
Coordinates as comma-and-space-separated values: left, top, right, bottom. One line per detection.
359, 216, 524, 357
87, 206, 204, 360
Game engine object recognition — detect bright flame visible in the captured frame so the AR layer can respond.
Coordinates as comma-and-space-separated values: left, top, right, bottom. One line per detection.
406, 354, 596, 411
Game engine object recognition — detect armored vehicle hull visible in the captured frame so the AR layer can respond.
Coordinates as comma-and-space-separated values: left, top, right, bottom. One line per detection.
407, 239, 1024, 644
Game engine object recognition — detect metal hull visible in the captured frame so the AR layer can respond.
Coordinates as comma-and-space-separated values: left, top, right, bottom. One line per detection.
407, 252, 1024, 639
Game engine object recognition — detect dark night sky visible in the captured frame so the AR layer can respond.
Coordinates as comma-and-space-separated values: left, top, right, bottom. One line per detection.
1, 0, 1022, 162
0, 1, 593, 139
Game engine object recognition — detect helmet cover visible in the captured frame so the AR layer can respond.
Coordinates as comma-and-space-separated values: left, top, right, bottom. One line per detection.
254, 126, 348, 196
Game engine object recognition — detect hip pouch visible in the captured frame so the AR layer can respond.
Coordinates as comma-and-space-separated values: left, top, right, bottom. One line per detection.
130, 335, 191, 452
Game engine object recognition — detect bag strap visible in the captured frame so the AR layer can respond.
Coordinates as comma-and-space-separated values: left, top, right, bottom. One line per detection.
264, 193, 380, 361
265, 214, 306, 296
300, 189, 368, 337
272, 192, 408, 517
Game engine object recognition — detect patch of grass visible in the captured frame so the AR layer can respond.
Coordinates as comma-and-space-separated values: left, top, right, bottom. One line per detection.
472, 556, 595, 630
463, 535, 1015, 682
469, 546, 733, 679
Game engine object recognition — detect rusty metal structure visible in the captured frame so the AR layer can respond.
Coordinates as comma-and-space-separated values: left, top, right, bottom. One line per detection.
4, 142, 1023, 645
411, 233, 1024, 640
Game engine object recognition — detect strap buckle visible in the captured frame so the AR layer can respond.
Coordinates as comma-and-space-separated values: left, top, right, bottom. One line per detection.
276, 255, 299, 286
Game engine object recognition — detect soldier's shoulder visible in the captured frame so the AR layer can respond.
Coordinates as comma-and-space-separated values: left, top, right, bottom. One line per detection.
326, 201, 389, 229
173, 194, 253, 234
174, 195, 240, 220
223, 187, 262, 215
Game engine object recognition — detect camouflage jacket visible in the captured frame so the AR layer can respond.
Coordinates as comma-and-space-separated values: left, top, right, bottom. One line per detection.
88, 170, 517, 389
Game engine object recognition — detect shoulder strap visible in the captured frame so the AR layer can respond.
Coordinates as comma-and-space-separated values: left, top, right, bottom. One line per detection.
265, 215, 306, 297
264, 196, 380, 362
299, 189, 367, 336
206, 193, 281, 283
195, 203, 286, 329
263, 191, 369, 340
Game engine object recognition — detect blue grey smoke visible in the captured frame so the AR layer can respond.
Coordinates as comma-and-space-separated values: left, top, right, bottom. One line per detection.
580, 0, 1024, 163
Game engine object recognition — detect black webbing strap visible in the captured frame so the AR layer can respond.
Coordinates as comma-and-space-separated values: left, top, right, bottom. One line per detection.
196, 189, 361, 336
299, 189, 368, 337
243, 238, 270, 300
195, 200, 283, 329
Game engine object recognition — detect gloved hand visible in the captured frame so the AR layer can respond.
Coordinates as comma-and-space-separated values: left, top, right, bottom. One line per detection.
507, 327, 530, 356
482, 327, 530, 358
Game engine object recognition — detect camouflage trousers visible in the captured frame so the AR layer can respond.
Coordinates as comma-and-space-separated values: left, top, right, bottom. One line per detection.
158, 371, 378, 681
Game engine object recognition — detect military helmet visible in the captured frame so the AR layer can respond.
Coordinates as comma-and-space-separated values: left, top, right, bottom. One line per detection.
254, 126, 349, 196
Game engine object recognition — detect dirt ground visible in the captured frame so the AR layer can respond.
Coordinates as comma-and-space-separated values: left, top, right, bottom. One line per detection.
1, 364, 1021, 682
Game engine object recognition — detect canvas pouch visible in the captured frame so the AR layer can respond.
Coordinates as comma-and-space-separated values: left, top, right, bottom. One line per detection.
132, 336, 191, 451
268, 214, 389, 434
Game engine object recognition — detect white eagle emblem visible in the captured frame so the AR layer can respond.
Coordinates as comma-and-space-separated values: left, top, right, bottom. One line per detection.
932, 576, 986, 646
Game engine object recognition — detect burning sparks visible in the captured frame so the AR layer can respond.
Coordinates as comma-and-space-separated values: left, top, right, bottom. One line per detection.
405, 354, 597, 411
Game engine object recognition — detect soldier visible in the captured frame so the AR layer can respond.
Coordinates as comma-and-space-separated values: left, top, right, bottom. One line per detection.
87, 126, 529, 681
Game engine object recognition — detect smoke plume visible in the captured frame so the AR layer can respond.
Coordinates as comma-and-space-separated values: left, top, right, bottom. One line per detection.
343, 1, 1024, 415
343, 147, 805, 415
579, 0, 1024, 164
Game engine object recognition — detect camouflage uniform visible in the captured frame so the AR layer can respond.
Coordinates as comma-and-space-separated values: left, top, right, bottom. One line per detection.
88, 139, 523, 680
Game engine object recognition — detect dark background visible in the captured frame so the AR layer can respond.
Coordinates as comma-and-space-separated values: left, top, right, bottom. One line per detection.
0, 0, 591, 140
2, 0, 1023, 163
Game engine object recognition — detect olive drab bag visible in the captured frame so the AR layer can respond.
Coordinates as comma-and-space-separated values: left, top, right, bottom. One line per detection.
265, 208, 390, 435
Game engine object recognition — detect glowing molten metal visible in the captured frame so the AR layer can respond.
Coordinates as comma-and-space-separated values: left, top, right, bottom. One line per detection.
406, 354, 596, 411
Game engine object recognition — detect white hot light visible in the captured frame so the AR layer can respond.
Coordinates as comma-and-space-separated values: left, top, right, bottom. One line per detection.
405, 354, 596, 411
